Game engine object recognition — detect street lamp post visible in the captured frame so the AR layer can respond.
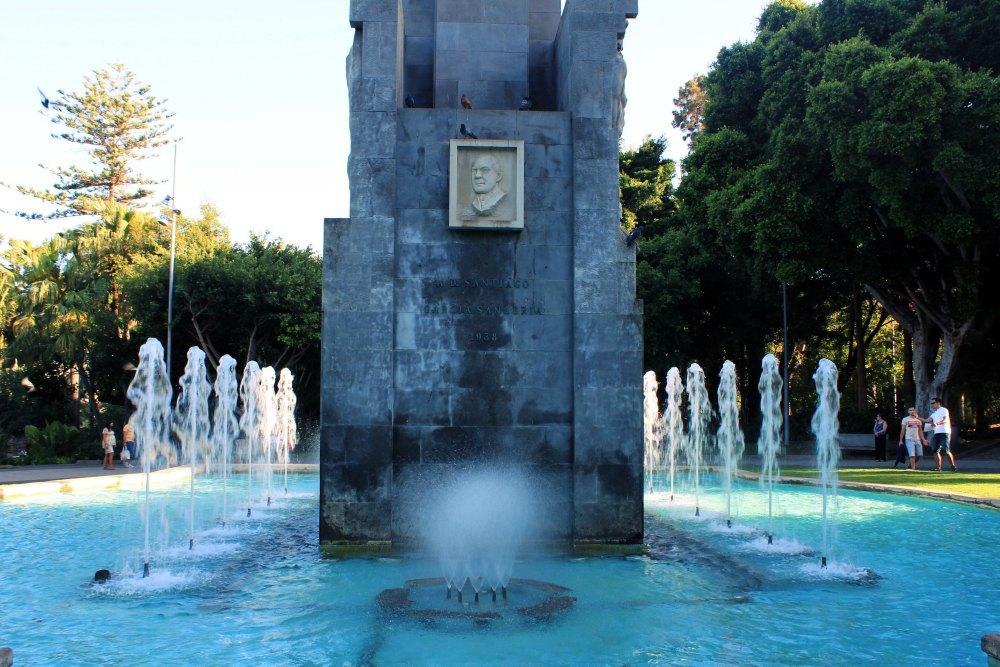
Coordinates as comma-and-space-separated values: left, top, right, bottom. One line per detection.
782, 282, 790, 450
165, 140, 180, 381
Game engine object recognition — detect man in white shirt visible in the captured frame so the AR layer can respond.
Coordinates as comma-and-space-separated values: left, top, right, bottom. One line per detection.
925, 397, 957, 472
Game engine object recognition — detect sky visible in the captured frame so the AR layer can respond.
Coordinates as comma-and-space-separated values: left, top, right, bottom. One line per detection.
0, 0, 778, 250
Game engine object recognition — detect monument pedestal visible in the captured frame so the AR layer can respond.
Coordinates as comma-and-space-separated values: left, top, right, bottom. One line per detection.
323, 0, 642, 553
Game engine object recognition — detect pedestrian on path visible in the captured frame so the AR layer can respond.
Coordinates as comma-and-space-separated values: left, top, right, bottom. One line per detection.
926, 398, 958, 472
873, 413, 888, 461
898, 407, 927, 470
101, 422, 116, 470
122, 421, 136, 468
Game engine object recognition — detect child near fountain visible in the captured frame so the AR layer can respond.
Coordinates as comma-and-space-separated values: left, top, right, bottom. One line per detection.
122, 421, 136, 468
898, 407, 926, 470
101, 422, 116, 470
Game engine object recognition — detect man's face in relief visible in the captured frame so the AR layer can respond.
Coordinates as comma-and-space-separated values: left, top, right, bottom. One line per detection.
472, 155, 502, 195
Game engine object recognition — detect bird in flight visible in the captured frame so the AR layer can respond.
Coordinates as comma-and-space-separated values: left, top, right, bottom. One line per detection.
461, 94, 474, 110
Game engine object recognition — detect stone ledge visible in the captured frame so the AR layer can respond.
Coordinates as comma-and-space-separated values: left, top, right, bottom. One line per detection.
734, 470, 1000, 511
320, 541, 394, 558
983, 634, 1000, 666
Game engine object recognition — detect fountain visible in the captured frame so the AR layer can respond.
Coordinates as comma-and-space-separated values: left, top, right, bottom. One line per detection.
212, 355, 239, 527
716, 361, 745, 528
239, 362, 262, 516
663, 367, 684, 501
257, 367, 277, 507
642, 371, 663, 494
275, 368, 298, 495
812, 358, 841, 568
757, 354, 783, 544
685, 363, 712, 517
174, 347, 212, 550
124, 338, 174, 577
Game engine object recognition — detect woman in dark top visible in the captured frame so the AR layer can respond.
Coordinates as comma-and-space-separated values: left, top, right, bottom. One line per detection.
873, 413, 888, 462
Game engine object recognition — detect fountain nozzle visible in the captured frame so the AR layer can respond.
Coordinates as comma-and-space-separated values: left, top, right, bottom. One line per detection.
247, 507, 252, 517
726, 519, 731, 529
669, 494, 674, 501
695, 506, 700, 517
189, 538, 194, 550
767, 533, 773, 545
821, 556, 828, 568
491, 588, 497, 603
142, 562, 150, 578
474, 591, 479, 604
267, 496, 271, 507
446, 585, 452, 600
501, 585, 507, 601
457, 589, 463, 603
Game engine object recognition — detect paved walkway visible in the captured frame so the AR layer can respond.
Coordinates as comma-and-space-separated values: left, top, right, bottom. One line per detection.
744, 453, 1000, 473
0, 460, 144, 485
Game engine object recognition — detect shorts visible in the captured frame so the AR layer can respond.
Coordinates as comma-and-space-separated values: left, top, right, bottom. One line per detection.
905, 439, 921, 457
932, 432, 950, 454
126, 441, 137, 458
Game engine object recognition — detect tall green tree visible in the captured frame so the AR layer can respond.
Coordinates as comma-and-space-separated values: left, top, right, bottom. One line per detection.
688, 0, 1000, 412
619, 137, 675, 232
15, 64, 174, 218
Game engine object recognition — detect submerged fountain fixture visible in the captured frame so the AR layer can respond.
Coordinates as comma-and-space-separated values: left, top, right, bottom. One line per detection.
812, 358, 841, 568
239, 362, 262, 517
643, 371, 663, 494
663, 367, 684, 502
174, 347, 212, 550
757, 354, 783, 544
212, 355, 239, 528
276, 368, 298, 495
124, 338, 173, 577
685, 364, 712, 517
716, 361, 745, 528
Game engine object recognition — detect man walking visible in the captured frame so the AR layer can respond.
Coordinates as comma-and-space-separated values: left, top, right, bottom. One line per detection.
898, 407, 926, 470
926, 397, 957, 472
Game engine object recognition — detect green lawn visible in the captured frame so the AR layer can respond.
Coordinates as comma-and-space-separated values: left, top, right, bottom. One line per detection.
775, 467, 1000, 500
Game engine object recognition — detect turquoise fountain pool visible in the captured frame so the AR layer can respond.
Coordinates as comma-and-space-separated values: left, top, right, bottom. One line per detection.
1, 473, 997, 665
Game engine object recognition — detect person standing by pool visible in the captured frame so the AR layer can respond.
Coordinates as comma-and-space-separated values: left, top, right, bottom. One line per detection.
873, 413, 888, 461
898, 407, 926, 470
101, 422, 116, 470
926, 397, 957, 472
122, 420, 136, 468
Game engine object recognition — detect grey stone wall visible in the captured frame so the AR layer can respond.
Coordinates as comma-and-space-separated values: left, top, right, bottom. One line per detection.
322, 0, 402, 546
557, 0, 643, 544
433, 0, 530, 110
392, 108, 575, 540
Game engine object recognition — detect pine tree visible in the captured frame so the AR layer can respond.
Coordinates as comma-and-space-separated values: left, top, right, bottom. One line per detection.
17, 64, 174, 219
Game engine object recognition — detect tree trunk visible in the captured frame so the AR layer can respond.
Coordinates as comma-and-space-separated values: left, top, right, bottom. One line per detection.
902, 331, 915, 405
853, 286, 867, 410
77, 358, 101, 428
910, 325, 963, 416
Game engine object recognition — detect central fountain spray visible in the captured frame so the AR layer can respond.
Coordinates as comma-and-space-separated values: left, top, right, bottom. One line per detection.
174, 347, 212, 551
643, 371, 663, 494
212, 355, 239, 528
257, 367, 277, 507
239, 362, 262, 517
716, 361, 745, 528
812, 358, 841, 568
663, 368, 684, 502
685, 364, 711, 517
275, 368, 297, 495
757, 354, 783, 544
125, 339, 173, 577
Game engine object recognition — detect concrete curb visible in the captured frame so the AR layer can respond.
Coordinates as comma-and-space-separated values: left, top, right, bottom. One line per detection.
735, 470, 1000, 511
0, 465, 192, 502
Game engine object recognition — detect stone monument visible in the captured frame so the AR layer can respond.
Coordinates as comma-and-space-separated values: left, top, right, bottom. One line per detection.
322, 0, 642, 553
